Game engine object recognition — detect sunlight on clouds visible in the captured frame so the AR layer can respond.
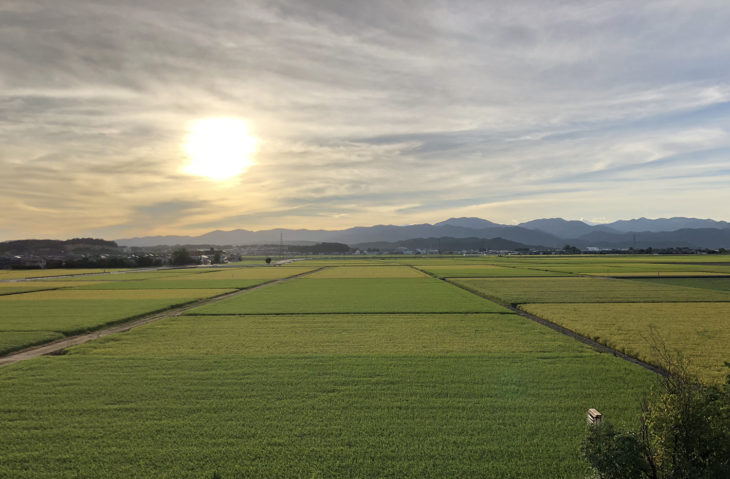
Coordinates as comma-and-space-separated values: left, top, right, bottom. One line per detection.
182, 117, 258, 181
2, 2, 730, 240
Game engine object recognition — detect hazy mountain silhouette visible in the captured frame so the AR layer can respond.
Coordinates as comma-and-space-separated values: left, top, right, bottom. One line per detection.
604, 217, 730, 233
434, 217, 502, 229
115, 216, 730, 249
518, 218, 617, 238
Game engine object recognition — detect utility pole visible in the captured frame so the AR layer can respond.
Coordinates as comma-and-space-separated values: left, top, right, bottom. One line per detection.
279, 231, 283, 259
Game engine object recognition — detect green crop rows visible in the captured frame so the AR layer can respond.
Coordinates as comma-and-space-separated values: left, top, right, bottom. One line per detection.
1, 310, 652, 478
0, 281, 100, 296
443, 256, 730, 382
521, 302, 730, 382
0, 265, 316, 354
191, 277, 511, 315
1, 256, 728, 477
0, 289, 234, 355
635, 277, 730, 292
416, 265, 570, 278
452, 277, 730, 304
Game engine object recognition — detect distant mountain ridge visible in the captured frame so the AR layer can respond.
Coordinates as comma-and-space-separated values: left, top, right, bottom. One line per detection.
434, 217, 502, 229
518, 218, 617, 238
604, 217, 730, 233
353, 237, 530, 252
115, 216, 730, 250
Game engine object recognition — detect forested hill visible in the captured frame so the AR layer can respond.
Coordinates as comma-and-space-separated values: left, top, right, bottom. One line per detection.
0, 238, 119, 256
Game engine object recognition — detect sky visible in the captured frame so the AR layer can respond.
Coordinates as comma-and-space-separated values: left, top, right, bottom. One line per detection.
2, 0, 730, 240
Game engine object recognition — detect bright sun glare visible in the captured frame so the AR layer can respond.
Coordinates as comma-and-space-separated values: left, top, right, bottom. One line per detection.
182, 117, 257, 181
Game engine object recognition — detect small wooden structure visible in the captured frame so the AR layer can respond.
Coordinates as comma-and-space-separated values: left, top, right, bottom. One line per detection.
587, 408, 603, 426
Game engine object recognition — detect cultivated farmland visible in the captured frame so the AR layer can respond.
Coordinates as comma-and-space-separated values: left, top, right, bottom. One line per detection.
0, 279, 652, 478
306, 265, 427, 278
635, 277, 730, 292
452, 276, 730, 304
0, 288, 234, 354
190, 277, 511, 314
1, 256, 728, 477
0, 268, 125, 280
0, 280, 104, 296
446, 258, 730, 382
521, 302, 730, 382
0, 265, 315, 354
416, 264, 570, 278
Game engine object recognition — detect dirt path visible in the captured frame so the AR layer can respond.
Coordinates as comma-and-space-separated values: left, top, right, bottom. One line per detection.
0, 266, 323, 367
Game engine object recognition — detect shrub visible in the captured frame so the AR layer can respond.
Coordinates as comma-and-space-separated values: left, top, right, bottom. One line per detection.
583, 358, 730, 478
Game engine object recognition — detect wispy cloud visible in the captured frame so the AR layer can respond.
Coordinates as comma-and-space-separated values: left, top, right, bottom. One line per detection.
1, 1, 729, 239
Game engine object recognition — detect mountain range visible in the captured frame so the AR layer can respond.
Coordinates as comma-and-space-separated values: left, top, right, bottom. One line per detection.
115, 217, 730, 250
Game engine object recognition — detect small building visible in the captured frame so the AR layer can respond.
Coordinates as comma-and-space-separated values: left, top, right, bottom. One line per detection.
587, 408, 603, 426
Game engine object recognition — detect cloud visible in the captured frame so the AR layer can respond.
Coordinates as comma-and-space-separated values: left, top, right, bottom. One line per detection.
2, 1, 730, 239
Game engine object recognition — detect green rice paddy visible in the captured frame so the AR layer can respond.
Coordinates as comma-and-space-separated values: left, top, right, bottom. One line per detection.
307, 265, 427, 278
0, 288, 234, 354
635, 277, 730, 292
0, 255, 728, 477
452, 276, 730, 304
521, 302, 730, 382
0, 281, 103, 296
0, 309, 652, 478
68, 278, 268, 290
416, 264, 570, 277
190, 277, 511, 314
0, 268, 127, 280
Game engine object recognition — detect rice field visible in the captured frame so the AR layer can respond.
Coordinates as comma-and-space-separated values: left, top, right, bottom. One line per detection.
0, 281, 103, 296
469, 255, 730, 276
0, 265, 318, 353
0, 268, 127, 280
190, 277, 511, 315
634, 277, 730, 292
306, 265, 427, 278
194, 266, 318, 280
582, 271, 727, 277
36, 269, 218, 281
82, 314, 570, 357
520, 302, 730, 382
68, 278, 268, 290
451, 276, 730, 304
416, 264, 571, 278
0, 306, 653, 478
1, 255, 728, 477
0, 288, 234, 354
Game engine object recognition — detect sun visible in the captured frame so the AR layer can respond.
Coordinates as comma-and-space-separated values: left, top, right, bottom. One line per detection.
182, 117, 258, 181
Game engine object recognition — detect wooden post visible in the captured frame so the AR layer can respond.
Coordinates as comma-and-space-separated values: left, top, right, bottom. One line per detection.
587, 408, 602, 426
